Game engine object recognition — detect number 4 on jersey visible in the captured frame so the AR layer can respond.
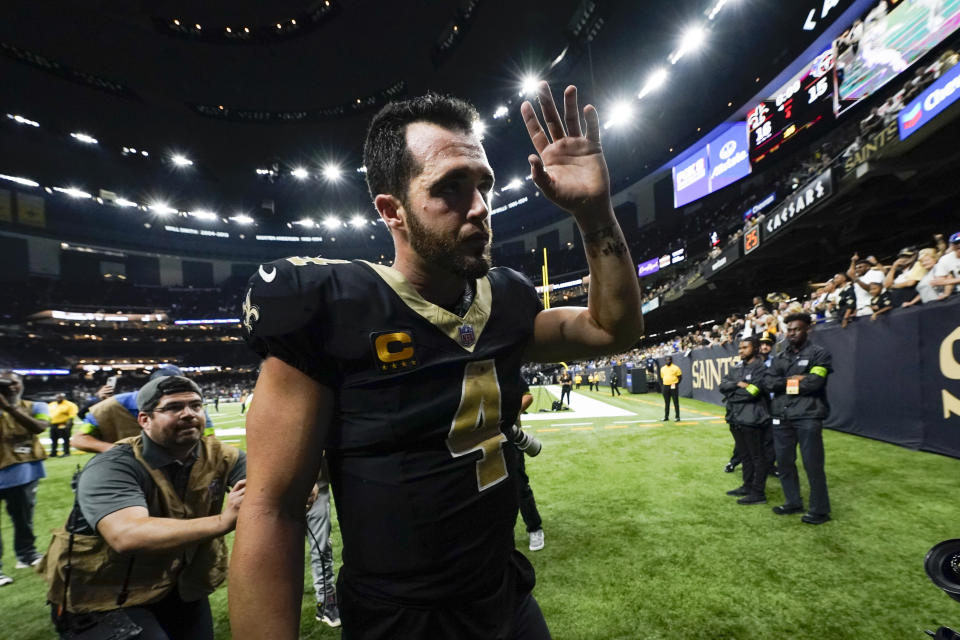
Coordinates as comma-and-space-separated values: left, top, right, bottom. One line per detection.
446, 359, 508, 491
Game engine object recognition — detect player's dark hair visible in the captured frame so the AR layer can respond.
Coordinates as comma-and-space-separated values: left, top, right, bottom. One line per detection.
740, 337, 760, 352
784, 312, 812, 326
363, 93, 479, 206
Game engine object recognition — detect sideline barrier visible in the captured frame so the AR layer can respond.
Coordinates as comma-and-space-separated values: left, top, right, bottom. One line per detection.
654, 297, 960, 459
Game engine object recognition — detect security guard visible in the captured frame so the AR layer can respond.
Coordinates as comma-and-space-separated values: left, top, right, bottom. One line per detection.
659, 356, 682, 421
40, 375, 246, 638
718, 338, 771, 504
764, 313, 832, 524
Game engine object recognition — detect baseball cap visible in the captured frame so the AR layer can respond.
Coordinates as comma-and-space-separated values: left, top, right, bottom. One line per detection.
149, 365, 183, 381
897, 246, 917, 257
137, 375, 202, 412
949, 231, 960, 244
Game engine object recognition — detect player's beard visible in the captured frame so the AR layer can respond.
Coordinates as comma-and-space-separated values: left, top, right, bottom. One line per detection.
406, 210, 492, 280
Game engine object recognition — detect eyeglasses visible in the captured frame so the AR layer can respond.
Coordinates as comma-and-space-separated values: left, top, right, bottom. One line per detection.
152, 401, 204, 415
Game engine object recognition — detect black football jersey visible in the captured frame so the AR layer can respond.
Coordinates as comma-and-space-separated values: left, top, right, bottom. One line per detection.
243, 257, 541, 602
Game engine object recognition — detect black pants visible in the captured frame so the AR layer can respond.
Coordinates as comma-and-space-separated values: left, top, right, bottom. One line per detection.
559, 385, 571, 405
50, 424, 71, 456
338, 553, 551, 640
0, 479, 39, 568
610, 383, 621, 396
53, 592, 213, 640
773, 418, 831, 515
662, 386, 679, 419
514, 451, 542, 533
739, 424, 771, 496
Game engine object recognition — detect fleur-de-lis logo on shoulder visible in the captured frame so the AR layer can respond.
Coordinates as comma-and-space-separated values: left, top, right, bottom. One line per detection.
242, 288, 260, 333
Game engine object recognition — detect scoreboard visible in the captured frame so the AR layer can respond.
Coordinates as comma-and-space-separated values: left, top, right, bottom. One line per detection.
747, 48, 835, 164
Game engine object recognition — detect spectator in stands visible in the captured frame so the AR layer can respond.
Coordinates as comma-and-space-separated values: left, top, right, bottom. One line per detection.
930, 231, 960, 296
869, 282, 893, 321
846, 255, 885, 319
0, 371, 50, 586
660, 357, 682, 421
765, 313, 832, 525
833, 273, 857, 327
902, 248, 949, 306
883, 248, 925, 307
40, 375, 246, 639
73, 366, 214, 454
48, 393, 79, 457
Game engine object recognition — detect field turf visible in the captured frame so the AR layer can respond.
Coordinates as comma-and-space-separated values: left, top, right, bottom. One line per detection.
1, 392, 957, 639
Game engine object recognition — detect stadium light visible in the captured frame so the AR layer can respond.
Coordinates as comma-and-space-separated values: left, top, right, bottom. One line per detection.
0, 173, 40, 187
502, 178, 524, 192
707, 0, 731, 21
171, 153, 193, 167
638, 68, 668, 99
472, 119, 486, 138
70, 132, 99, 145
492, 105, 509, 119
520, 75, 540, 96
291, 167, 309, 180
149, 202, 177, 216
349, 214, 366, 229
6, 114, 39, 127
114, 198, 138, 208
604, 101, 635, 130
296, 218, 315, 227
189, 209, 217, 220
322, 215, 341, 230
54, 186, 92, 199
230, 214, 254, 224
321, 164, 342, 182
669, 25, 707, 64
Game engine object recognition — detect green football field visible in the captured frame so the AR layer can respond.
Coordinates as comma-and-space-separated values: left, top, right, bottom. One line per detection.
2, 390, 958, 639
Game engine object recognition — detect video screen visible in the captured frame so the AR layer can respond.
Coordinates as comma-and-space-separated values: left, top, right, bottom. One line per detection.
748, 49, 835, 164
833, 0, 960, 114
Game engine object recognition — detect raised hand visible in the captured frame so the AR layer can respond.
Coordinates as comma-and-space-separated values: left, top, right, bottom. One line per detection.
521, 82, 611, 219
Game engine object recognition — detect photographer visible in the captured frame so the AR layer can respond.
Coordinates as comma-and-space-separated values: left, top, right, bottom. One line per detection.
72, 366, 215, 455
40, 375, 246, 639
0, 371, 50, 586
507, 381, 545, 552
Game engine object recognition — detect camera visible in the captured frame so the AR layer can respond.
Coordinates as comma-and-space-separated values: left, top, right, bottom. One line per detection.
510, 426, 542, 457
0, 378, 14, 387
924, 539, 960, 639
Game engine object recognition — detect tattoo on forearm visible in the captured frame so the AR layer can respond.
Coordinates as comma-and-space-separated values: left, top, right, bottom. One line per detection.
582, 224, 628, 259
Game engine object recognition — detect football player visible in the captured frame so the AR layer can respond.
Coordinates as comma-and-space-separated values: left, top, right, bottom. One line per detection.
229, 83, 643, 639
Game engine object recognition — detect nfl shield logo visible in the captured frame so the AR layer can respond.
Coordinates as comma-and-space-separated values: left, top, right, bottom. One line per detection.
458, 324, 475, 347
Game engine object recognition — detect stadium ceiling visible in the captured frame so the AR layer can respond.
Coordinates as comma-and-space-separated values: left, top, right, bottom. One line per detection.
0, 0, 843, 221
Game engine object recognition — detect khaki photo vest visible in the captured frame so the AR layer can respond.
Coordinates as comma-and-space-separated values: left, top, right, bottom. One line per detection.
40, 435, 241, 613
0, 399, 47, 470
87, 397, 142, 443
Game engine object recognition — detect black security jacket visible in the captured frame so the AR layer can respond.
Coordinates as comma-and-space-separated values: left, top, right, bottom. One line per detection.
764, 340, 832, 420
718, 359, 770, 427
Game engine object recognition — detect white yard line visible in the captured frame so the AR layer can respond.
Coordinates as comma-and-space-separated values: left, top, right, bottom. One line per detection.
521, 385, 635, 421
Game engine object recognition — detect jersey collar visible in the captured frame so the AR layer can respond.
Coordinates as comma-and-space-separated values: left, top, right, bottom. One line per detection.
360, 261, 492, 353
